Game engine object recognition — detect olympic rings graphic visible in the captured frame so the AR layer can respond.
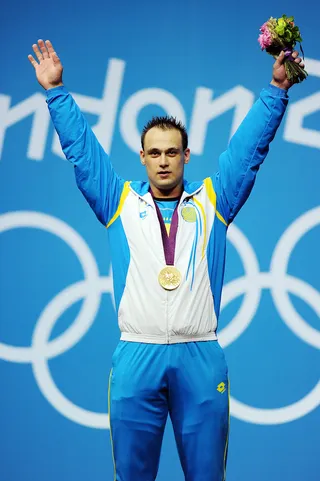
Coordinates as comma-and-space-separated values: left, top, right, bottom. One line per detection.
0, 208, 319, 427
0, 211, 111, 429
219, 206, 320, 425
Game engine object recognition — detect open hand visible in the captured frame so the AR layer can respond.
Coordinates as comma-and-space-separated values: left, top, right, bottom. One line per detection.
28, 40, 63, 90
271, 50, 305, 90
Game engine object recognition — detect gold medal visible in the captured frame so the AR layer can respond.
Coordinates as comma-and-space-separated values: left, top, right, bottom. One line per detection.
181, 206, 197, 223
158, 266, 182, 290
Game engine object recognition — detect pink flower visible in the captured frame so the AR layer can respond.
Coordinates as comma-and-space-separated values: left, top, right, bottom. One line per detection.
260, 22, 269, 33
258, 26, 273, 50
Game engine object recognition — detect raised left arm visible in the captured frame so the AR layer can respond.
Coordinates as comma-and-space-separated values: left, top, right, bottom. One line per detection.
211, 50, 305, 224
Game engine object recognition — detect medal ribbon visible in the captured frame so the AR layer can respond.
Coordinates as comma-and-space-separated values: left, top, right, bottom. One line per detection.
152, 193, 180, 266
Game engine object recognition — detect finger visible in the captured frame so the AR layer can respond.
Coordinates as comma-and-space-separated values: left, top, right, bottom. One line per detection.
294, 57, 302, 64
32, 43, 43, 62
45, 39, 55, 56
275, 50, 286, 66
291, 50, 299, 59
45, 40, 61, 65
52, 51, 61, 65
38, 39, 49, 59
27, 54, 38, 68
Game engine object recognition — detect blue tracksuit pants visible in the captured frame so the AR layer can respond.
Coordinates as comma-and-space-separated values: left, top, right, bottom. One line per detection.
108, 341, 229, 481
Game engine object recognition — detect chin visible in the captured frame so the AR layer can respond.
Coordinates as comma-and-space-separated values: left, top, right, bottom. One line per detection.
156, 181, 175, 190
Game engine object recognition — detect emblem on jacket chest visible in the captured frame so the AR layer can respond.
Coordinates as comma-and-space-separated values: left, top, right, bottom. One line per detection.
181, 205, 197, 222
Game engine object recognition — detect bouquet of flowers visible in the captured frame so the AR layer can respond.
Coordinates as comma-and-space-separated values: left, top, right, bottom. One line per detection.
258, 15, 307, 84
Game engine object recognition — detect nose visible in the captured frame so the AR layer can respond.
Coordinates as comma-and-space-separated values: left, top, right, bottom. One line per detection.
159, 153, 169, 167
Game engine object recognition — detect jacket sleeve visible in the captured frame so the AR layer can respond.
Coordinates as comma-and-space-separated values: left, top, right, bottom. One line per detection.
212, 83, 289, 224
46, 86, 125, 226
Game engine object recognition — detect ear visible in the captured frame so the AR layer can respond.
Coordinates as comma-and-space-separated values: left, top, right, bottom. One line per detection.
140, 150, 146, 166
184, 148, 191, 165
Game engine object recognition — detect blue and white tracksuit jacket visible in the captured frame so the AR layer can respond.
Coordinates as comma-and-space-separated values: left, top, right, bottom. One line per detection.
46, 84, 288, 345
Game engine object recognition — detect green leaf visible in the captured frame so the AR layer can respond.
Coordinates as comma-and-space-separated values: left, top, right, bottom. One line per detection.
275, 25, 285, 35
278, 18, 286, 28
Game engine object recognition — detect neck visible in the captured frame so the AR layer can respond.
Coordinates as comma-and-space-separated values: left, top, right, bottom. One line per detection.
150, 182, 183, 199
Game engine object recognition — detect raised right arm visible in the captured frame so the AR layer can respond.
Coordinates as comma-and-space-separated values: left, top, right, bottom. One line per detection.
28, 39, 125, 226
46, 86, 125, 225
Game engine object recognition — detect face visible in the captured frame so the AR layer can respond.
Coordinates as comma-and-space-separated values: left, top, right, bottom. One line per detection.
140, 127, 190, 198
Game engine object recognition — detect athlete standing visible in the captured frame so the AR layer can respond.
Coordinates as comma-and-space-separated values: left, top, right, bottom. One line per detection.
28, 39, 304, 481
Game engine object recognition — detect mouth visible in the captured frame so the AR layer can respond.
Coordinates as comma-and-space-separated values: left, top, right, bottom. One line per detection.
158, 171, 171, 177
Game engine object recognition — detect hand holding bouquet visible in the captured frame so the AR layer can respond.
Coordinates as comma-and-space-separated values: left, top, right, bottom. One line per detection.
258, 15, 307, 85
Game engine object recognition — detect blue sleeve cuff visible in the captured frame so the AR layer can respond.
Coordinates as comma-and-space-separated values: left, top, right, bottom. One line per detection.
46, 85, 68, 99
267, 83, 289, 98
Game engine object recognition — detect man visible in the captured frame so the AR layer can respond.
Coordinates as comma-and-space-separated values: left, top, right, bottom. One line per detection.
28, 40, 304, 481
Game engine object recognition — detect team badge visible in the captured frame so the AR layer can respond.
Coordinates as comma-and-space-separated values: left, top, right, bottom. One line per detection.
181, 206, 197, 223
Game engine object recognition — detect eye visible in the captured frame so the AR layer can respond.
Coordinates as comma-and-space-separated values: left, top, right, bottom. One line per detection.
148, 150, 160, 157
167, 150, 178, 157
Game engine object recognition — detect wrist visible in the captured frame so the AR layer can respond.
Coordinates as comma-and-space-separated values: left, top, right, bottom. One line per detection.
45, 81, 64, 91
270, 79, 289, 91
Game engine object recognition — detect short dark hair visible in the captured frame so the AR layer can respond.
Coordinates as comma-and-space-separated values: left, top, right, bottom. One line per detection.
141, 116, 188, 151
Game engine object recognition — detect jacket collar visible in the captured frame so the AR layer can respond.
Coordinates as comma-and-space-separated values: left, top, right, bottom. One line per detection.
129, 179, 204, 205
